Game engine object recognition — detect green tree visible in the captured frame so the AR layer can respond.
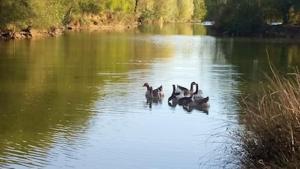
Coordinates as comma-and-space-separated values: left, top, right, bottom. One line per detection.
153, 0, 177, 22
262, 0, 300, 24
29, 0, 67, 28
105, 0, 135, 12
193, 0, 206, 21
0, 0, 32, 29
177, 0, 194, 21
213, 0, 264, 35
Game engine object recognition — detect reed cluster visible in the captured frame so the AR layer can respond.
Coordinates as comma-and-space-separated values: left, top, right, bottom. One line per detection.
236, 69, 300, 168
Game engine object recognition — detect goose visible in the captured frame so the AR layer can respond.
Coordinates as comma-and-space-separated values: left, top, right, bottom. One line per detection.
168, 94, 193, 106
168, 86, 178, 107
192, 83, 204, 102
143, 83, 152, 99
168, 84, 195, 106
185, 96, 210, 112
177, 82, 197, 96
168, 84, 182, 103
143, 83, 164, 100
190, 83, 209, 107
153, 85, 164, 98
178, 95, 193, 106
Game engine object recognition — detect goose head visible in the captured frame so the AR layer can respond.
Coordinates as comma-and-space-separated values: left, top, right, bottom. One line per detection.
143, 83, 151, 90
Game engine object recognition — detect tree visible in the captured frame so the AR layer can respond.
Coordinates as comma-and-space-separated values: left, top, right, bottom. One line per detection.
153, 0, 177, 22
261, 0, 300, 24
177, 0, 194, 21
105, 0, 135, 12
0, 0, 32, 29
193, 0, 206, 21
213, 0, 265, 35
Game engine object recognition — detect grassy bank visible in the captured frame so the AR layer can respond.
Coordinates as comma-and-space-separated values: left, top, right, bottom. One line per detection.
235, 67, 300, 168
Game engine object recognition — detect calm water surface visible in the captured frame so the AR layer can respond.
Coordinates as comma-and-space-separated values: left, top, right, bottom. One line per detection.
0, 24, 300, 169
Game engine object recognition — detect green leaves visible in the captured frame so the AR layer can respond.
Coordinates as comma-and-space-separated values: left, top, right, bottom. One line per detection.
213, 0, 265, 35
211, 0, 300, 35
0, 0, 209, 29
193, 0, 206, 21
0, 0, 32, 29
78, 0, 102, 14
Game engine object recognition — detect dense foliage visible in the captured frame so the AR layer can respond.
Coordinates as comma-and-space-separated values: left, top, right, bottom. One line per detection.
213, 0, 265, 35
0, 0, 207, 30
0, 0, 300, 34
207, 0, 300, 34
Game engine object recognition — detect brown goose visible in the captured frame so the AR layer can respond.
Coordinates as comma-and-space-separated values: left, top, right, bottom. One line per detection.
143, 83, 164, 99
186, 96, 209, 112
143, 83, 152, 98
153, 85, 164, 98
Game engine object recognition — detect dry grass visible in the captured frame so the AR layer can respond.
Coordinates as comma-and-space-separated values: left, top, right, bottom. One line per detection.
235, 67, 300, 169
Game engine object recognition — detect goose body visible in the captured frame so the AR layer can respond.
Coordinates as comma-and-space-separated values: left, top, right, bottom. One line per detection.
153, 85, 164, 98
143, 83, 164, 100
184, 96, 210, 113
176, 82, 197, 96
192, 83, 204, 102
143, 83, 152, 99
178, 96, 193, 106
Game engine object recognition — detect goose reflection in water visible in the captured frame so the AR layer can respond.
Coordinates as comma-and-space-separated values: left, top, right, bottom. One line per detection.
145, 97, 163, 109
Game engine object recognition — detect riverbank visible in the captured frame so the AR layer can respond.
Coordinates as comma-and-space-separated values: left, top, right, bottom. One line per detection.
235, 69, 300, 168
3, 22, 300, 41
0, 13, 139, 40
211, 24, 300, 38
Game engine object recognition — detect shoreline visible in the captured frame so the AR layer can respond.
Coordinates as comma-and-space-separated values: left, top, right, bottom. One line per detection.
0, 12, 140, 41
210, 25, 300, 39
1, 22, 300, 40
0, 23, 139, 41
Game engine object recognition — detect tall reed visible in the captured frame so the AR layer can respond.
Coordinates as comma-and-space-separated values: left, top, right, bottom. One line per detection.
236, 68, 300, 168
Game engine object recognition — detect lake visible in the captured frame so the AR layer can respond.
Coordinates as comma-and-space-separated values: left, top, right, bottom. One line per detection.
0, 24, 300, 169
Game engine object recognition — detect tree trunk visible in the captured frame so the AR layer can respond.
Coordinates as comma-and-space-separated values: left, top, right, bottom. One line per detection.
282, 3, 292, 24
283, 12, 290, 24
134, 0, 139, 13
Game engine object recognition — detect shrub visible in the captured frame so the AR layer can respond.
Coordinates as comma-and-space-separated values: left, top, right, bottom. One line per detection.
78, 0, 101, 14
213, 0, 265, 35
